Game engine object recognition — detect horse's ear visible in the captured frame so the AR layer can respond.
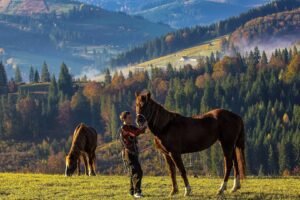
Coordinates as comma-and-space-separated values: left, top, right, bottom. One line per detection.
146, 92, 151, 99
135, 91, 140, 97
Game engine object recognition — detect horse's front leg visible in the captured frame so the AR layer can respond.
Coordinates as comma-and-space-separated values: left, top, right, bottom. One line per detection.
164, 154, 178, 196
170, 153, 192, 196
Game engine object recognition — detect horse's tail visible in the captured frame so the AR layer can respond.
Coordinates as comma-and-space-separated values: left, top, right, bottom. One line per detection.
235, 121, 246, 179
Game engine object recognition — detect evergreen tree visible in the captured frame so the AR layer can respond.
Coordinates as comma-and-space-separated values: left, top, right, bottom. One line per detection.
29, 66, 35, 83
260, 51, 268, 66
47, 75, 58, 114
34, 69, 40, 83
14, 66, 22, 83
58, 62, 73, 98
268, 144, 278, 175
200, 81, 214, 113
110, 104, 119, 140
104, 68, 112, 85
254, 46, 261, 66
0, 62, 7, 86
41, 62, 51, 82
71, 89, 90, 124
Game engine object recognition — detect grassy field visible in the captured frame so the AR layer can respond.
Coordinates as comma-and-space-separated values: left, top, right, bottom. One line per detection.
136, 36, 226, 69
0, 174, 299, 199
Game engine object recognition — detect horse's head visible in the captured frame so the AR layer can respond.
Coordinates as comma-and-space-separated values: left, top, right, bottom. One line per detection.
135, 91, 151, 126
65, 153, 77, 176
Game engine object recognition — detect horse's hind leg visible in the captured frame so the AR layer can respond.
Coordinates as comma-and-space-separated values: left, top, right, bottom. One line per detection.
218, 143, 234, 195
88, 151, 96, 176
164, 154, 178, 196
77, 156, 81, 176
83, 154, 89, 176
231, 150, 241, 192
91, 151, 96, 176
170, 153, 191, 196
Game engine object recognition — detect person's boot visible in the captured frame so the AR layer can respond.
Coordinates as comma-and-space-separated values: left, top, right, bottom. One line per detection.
133, 193, 143, 198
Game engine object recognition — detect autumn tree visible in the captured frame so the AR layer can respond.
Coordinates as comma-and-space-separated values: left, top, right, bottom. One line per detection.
284, 54, 300, 82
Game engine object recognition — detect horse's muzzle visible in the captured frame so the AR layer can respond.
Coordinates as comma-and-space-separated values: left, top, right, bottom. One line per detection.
136, 114, 147, 127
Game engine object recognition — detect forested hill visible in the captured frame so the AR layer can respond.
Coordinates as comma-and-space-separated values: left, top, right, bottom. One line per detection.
0, 46, 299, 176
229, 8, 300, 51
110, 0, 300, 67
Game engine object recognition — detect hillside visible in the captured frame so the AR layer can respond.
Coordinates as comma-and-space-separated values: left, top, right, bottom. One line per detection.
77, 0, 268, 28
110, 0, 300, 67
229, 8, 300, 52
0, 0, 172, 78
94, 36, 225, 81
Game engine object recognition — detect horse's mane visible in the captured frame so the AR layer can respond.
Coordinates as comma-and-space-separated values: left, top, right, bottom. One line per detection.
68, 123, 87, 157
146, 98, 180, 134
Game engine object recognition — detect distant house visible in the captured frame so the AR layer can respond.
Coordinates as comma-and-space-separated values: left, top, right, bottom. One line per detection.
179, 56, 198, 62
134, 66, 145, 73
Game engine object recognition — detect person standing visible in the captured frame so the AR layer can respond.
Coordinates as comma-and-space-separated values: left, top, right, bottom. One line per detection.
119, 111, 147, 198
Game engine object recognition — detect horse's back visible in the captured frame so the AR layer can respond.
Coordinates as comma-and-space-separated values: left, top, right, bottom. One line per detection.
72, 123, 98, 152
206, 109, 243, 141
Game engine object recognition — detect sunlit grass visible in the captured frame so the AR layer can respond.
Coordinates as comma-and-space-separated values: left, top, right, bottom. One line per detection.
137, 36, 226, 69
0, 173, 299, 199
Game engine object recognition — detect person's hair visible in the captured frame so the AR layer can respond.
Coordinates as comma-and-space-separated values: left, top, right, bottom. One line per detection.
120, 111, 131, 121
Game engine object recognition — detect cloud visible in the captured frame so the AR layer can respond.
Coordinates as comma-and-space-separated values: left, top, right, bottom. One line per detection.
76, 65, 101, 80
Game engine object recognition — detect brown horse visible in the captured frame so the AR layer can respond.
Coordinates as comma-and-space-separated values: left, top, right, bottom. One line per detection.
135, 91, 246, 196
65, 123, 97, 176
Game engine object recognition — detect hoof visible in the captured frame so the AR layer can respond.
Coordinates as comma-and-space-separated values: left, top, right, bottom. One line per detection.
217, 187, 226, 195
184, 186, 192, 197
217, 189, 225, 195
169, 188, 179, 196
89, 172, 96, 176
231, 185, 241, 193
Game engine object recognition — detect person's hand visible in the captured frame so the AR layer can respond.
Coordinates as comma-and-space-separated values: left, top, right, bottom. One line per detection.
142, 122, 148, 129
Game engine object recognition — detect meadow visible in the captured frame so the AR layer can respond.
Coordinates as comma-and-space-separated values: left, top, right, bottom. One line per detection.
0, 173, 299, 199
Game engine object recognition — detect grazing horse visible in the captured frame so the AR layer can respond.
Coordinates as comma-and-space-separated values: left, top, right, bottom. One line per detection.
65, 123, 97, 176
135, 91, 246, 196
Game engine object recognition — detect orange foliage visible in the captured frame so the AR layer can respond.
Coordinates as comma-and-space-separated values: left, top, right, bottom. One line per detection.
284, 54, 300, 82
47, 152, 65, 174
57, 100, 72, 128
83, 81, 103, 102
212, 56, 242, 80
111, 72, 125, 90
16, 97, 37, 120
195, 73, 211, 89
152, 78, 168, 97
165, 34, 175, 45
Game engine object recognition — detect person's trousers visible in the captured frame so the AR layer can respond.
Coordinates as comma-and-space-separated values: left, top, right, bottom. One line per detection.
126, 151, 143, 194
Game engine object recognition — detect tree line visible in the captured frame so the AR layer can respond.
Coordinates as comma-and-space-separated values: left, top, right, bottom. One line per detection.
0, 46, 299, 175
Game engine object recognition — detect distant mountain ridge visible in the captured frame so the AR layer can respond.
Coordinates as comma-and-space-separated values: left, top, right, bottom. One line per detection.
0, 0, 49, 15
77, 0, 270, 28
0, 0, 173, 77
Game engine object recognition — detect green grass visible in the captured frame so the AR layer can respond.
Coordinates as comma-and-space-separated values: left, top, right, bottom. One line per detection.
0, 174, 299, 199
